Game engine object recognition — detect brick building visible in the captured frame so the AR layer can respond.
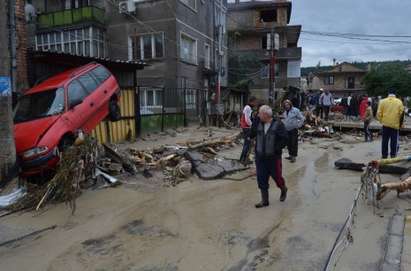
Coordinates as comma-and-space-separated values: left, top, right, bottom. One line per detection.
227, 0, 302, 101
26, 0, 228, 100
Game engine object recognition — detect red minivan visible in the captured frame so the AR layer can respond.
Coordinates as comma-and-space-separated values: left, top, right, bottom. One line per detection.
14, 63, 121, 176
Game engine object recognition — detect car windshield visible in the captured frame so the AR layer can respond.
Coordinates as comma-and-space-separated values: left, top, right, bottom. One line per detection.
14, 88, 65, 123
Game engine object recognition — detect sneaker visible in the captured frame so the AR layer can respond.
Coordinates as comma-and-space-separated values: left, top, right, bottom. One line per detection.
285, 156, 292, 160
290, 157, 296, 163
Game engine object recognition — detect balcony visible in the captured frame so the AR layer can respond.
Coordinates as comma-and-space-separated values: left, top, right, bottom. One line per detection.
276, 47, 302, 60
37, 6, 105, 29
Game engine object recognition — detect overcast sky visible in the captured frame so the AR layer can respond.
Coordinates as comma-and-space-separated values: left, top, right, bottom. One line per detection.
290, 0, 411, 67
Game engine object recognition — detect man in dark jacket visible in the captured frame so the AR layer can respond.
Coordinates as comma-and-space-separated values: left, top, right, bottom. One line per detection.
250, 105, 288, 208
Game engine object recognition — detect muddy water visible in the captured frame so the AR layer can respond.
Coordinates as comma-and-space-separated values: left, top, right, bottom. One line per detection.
0, 139, 387, 271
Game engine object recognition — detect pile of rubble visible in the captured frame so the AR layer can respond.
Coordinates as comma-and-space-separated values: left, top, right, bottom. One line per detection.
109, 132, 248, 185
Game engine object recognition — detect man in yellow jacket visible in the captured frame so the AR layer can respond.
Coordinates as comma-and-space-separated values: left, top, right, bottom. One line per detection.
377, 90, 405, 158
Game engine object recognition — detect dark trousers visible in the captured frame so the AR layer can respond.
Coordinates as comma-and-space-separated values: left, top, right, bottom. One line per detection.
382, 126, 399, 158
240, 128, 251, 162
323, 106, 330, 121
364, 121, 372, 142
316, 106, 323, 118
256, 158, 286, 191
287, 129, 299, 157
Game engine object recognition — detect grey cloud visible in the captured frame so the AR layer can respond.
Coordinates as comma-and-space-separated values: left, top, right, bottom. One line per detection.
291, 0, 411, 66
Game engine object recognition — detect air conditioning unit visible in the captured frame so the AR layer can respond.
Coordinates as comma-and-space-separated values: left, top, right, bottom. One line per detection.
119, 0, 136, 13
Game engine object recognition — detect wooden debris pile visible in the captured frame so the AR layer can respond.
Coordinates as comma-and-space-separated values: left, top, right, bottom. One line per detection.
127, 132, 242, 185
9, 136, 100, 213
301, 112, 334, 138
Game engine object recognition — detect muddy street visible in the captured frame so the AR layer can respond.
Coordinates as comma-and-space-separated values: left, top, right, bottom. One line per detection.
0, 127, 408, 271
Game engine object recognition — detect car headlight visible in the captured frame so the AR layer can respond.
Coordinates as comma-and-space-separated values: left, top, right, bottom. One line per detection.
23, 146, 49, 159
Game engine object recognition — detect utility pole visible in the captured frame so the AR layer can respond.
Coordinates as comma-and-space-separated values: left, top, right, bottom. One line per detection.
267, 29, 278, 107
0, 0, 17, 181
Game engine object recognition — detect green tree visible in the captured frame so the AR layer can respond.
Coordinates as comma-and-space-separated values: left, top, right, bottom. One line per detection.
363, 63, 411, 97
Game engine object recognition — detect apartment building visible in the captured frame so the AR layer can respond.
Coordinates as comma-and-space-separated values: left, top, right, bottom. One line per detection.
27, 0, 228, 101
227, 0, 301, 101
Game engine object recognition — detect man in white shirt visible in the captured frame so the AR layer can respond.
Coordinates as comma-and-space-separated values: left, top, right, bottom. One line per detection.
320, 89, 334, 121
239, 96, 257, 164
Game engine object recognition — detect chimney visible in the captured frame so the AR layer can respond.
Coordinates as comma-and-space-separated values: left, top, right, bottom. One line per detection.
333, 58, 336, 66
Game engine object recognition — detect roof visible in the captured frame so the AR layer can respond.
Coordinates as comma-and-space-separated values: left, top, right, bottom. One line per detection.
317, 63, 367, 75
228, 1, 292, 24
28, 63, 99, 94
29, 50, 146, 71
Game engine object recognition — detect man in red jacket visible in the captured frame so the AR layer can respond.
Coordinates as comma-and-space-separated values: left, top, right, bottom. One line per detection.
240, 96, 257, 164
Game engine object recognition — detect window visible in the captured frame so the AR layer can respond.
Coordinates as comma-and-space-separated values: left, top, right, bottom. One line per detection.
91, 66, 111, 83
261, 64, 280, 79
130, 33, 164, 60
204, 44, 211, 69
14, 88, 65, 123
78, 73, 98, 94
35, 26, 105, 58
68, 80, 88, 108
180, 33, 197, 64
260, 9, 277, 23
180, 0, 196, 10
324, 75, 335, 85
347, 77, 355, 89
139, 87, 163, 114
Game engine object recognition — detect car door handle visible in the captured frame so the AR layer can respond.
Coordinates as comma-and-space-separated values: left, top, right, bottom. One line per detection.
90, 102, 94, 107
104, 90, 108, 94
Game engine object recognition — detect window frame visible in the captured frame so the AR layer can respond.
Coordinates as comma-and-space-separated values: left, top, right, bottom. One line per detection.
130, 32, 165, 61
204, 43, 211, 69
179, 0, 197, 12
180, 32, 198, 65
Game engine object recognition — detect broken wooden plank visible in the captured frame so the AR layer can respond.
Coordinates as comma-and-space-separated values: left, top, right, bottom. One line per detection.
103, 144, 138, 174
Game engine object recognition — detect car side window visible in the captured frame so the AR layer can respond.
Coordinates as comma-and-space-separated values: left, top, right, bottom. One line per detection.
68, 80, 88, 108
78, 73, 99, 94
90, 66, 111, 84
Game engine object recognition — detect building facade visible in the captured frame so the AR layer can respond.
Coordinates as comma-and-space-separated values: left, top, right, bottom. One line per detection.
227, 0, 301, 101
308, 62, 367, 97
27, 0, 228, 101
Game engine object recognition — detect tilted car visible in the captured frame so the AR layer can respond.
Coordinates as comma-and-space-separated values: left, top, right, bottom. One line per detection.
14, 63, 121, 176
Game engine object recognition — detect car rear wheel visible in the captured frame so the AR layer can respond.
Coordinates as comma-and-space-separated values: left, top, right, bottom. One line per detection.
109, 99, 121, 122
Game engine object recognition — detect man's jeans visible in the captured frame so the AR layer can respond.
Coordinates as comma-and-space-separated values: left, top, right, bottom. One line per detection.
382, 126, 399, 158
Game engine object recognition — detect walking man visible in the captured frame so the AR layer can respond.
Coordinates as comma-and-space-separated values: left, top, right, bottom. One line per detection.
239, 96, 257, 164
250, 105, 288, 208
282, 100, 304, 163
320, 89, 334, 121
377, 90, 405, 158
364, 101, 373, 142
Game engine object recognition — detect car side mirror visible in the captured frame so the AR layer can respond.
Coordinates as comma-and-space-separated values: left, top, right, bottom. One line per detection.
69, 98, 83, 109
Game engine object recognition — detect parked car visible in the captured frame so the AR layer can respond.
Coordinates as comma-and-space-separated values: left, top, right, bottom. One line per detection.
14, 63, 121, 176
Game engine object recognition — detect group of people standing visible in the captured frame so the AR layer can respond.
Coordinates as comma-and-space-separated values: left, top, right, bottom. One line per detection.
239, 89, 406, 209
239, 97, 304, 208
307, 89, 334, 121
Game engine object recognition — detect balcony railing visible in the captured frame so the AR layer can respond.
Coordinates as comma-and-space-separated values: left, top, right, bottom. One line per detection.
229, 47, 302, 61
38, 6, 105, 29
276, 47, 302, 60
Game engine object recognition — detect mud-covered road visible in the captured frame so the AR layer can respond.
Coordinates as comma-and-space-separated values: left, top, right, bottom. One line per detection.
0, 127, 409, 271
